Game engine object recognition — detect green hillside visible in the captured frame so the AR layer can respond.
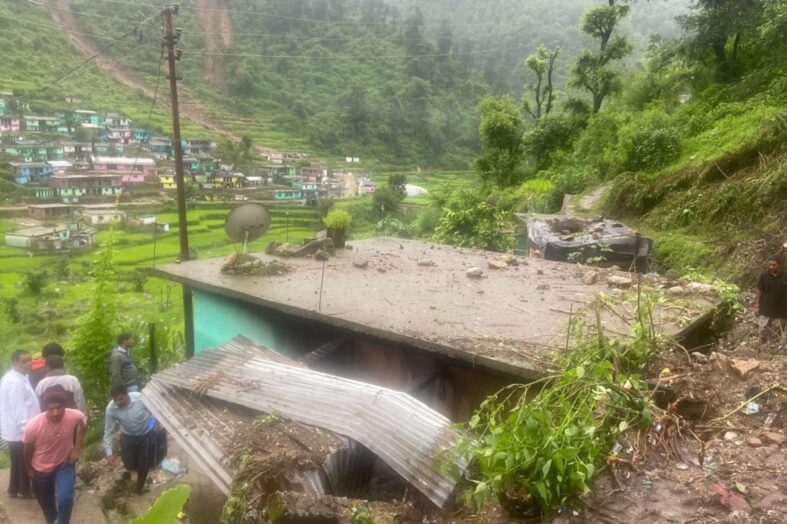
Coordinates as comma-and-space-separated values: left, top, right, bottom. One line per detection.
0, 1, 217, 139
60, 0, 493, 167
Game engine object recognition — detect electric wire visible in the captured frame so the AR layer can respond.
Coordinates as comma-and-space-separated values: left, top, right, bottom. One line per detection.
26, 0, 524, 43
90, 0, 519, 30
2, 13, 527, 61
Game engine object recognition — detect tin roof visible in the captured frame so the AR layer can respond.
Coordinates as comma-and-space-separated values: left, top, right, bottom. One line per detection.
142, 335, 465, 507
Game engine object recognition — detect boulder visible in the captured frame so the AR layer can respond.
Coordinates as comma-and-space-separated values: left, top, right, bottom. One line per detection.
582, 270, 599, 285
466, 267, 483, 278
606, 275, 633, 289
730, 358, 760, 378
488, 259, 508, 270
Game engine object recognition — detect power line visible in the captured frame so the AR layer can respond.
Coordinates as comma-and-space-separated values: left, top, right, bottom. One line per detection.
33, 0, 524, 41
2, 12, 527, 61
25, 0, 153, 23
91, 0, 515, 30
14, 6, 163, 102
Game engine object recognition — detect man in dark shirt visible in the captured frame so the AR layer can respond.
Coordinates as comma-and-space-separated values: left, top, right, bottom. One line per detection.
755, 256, 787, 343
109, 333, 139, 392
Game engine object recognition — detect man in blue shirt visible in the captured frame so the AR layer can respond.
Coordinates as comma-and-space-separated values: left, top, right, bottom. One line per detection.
103, 385, 166, 494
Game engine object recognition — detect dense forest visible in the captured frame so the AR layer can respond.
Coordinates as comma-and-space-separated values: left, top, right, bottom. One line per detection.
423, 0, 787, 283
59, 0, 688, 166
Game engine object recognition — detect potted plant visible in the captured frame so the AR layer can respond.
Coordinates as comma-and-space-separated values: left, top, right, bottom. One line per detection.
323, 209, 352, 248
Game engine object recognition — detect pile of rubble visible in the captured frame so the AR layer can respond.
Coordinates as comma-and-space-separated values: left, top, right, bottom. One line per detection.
574, 296, 787, 523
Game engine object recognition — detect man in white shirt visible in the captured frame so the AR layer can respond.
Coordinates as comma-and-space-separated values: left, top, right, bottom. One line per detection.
0, 350, 41, 498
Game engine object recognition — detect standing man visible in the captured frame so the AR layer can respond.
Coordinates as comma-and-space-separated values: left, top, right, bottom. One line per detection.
0, 350, 40, 498
110, 333, 139, 392
29, 343, 65, 390
103, 385, 167, 494
755, 255, 787, 343
34, 355, 87, 415
24, 386, 86, 524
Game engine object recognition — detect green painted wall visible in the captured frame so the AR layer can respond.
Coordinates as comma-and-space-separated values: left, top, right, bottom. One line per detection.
192, 289, 281, 353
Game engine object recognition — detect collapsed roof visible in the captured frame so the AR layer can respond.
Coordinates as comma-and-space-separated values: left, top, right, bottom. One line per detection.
142, 336, 466, 508
523, 214, 652, 267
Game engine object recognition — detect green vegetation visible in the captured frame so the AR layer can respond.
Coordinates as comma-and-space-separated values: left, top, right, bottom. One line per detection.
458, 297, 663, 515
0, 204, 319, 368
69, 229, 118, 409
323, 208, 352, 229
130, 484, 191, 524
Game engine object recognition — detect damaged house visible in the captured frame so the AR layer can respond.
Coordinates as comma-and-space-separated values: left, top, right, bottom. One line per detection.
149, 237, 719, 518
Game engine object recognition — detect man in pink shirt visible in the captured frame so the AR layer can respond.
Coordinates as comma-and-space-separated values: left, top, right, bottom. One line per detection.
23, 385, 86, 524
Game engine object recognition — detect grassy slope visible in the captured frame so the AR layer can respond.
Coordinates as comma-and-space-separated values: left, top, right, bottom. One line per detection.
603, 67, 787, 283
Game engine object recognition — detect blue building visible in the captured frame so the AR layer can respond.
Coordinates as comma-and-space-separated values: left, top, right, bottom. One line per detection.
9, 162, 53, 185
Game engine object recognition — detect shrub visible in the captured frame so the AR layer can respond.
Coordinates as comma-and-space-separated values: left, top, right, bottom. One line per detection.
622, 127, 682, 172
323, 209, 352, 229
653, 233, 715, 275
374, 216, 412, 238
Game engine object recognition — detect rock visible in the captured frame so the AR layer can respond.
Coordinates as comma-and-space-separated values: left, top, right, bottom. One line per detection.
667, 286, 687, 296
606, 275, 633, 289
692, 351, 710, 363
730, 358, 760, 378
747, 437, 762, 447
502, 254, 519, 266
713, 483, 752, 514
762, 432, 786, 446
315, 250, 330, 261
267, 238, 335, 257
315, 229, 328, 241
582, 270, 599, 285
664, 269, 681, 282
466, 267, 483, 278
417, 259, 436, 267
724, 431, 738, 441
710, 352, 730, 372
488, 259, 508, 270
352, 256, 369, 269
536, 284, 550, 290
222, 252, 239, 270
687, 281, 716, 293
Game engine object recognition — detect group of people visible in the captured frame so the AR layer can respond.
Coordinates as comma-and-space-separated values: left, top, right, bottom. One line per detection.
0, 333, 167, 524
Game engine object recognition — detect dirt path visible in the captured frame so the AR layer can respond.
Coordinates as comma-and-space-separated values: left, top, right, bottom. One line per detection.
45, 0, 281, 157
561, 182, 611, 216
0, 437, 225, 523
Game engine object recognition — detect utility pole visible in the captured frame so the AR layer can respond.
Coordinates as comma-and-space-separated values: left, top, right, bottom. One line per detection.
163, 5, 194, 358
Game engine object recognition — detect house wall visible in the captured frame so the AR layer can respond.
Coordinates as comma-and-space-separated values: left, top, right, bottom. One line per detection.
190, 290, 513, 420
5, 234, 31, 248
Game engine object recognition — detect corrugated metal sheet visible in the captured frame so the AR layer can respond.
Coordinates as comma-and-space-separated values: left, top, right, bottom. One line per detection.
143, 336, 466, 508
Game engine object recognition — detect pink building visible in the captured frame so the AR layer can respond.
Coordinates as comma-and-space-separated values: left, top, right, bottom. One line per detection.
120, 172, 146, 186
0, 115, 22, 132
91, 156, 156, 178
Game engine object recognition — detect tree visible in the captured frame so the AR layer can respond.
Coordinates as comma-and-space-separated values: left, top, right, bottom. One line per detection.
437, 20, 453, 58
523, 45, 559, 120
372, 185, 404, 218
678, 0, 763, 77
570, 2, 632, 113
387, 173, 407, 197
432, 189, 514, 252
474, 96, 524, 187
69, 233, 117, 409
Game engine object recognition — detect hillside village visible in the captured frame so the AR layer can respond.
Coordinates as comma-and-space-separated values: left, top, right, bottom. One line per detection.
0, 91, 377, 253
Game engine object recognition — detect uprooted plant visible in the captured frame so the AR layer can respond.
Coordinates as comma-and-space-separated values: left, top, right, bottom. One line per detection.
455, 294, 668, 516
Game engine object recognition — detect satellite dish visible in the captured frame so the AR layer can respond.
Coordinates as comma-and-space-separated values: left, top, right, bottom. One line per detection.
224, 203, 271, 253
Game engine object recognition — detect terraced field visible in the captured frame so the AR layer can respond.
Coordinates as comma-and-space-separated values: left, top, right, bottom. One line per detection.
0, 204, 320, 358
371, 171, 477, 205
